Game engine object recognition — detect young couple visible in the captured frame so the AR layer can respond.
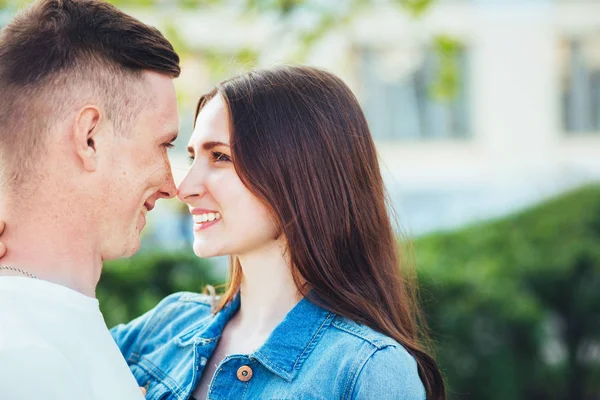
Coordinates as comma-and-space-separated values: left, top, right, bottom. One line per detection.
0, 0, 445, 399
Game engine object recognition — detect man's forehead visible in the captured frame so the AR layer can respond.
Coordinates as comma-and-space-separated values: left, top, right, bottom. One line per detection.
138, 108, 179, 136
137, 71, 179, 133
141, 72, 178, 111
142, 70, 177, 94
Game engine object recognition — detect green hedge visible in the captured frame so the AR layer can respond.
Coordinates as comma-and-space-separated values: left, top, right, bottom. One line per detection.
98, 251, 220, 328
416, 185, 600, 400
97, 185, 600, 399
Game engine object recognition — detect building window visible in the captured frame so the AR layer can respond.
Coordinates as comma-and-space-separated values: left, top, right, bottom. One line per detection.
359, 44, 471, 141
561, 35, 600, 134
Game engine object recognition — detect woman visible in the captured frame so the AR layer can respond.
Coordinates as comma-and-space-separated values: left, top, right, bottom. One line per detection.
2, 66, 445, 399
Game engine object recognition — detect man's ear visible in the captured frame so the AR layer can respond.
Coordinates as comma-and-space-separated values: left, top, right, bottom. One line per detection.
73, 106, 101, 172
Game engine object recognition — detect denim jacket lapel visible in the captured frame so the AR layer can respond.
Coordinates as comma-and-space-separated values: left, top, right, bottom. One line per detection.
251, 297, 333, 382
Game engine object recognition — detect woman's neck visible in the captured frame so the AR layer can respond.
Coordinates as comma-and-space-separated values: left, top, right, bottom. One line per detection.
234, 238, 304, 338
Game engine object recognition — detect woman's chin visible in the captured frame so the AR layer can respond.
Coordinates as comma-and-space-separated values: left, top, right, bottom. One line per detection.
192, 241, 223, 259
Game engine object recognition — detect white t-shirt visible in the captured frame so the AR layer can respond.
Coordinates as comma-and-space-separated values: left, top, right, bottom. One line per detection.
0, 277, 144, 400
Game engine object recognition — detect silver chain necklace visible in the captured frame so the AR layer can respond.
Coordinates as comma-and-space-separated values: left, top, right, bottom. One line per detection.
0, 265, 38, 279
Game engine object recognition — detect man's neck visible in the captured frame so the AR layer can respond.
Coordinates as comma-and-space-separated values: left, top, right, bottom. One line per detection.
0, 206, 102, 298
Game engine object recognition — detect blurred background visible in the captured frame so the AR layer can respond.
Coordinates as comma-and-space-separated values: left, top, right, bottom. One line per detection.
2, 0, 600, 398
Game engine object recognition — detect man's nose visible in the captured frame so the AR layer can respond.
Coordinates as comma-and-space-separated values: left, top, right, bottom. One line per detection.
158, 172, 177, 199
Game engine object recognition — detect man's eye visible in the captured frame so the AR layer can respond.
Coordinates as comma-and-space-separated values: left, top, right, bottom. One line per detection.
164, 143, 175, 150
211, 152, 231, 162
188, 155, 195, 165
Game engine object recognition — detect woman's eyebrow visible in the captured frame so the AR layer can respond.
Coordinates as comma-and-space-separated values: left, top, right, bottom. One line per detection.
202, 141, 230, 150
187, 141, 230, 154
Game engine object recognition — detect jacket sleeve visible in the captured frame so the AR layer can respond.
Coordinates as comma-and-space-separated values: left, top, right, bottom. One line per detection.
350, 345, 426, 400
110, 292, 185, 361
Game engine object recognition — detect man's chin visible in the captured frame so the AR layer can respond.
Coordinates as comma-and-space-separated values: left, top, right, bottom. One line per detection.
113, 237, 141, 260
125, 237, 142, 257
100, 231, 142, 261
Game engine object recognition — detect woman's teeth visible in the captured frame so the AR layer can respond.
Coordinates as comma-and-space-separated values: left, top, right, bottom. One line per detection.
197, 212, 221, 223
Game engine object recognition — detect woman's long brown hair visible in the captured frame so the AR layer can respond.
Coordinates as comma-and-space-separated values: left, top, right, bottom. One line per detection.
195, 66, 445, 399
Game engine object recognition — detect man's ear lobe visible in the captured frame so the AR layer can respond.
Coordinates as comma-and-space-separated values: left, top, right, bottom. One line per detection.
74, 106, 101, 172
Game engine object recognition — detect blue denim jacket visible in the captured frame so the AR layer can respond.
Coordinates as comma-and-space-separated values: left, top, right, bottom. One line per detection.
110, 292, 425, 400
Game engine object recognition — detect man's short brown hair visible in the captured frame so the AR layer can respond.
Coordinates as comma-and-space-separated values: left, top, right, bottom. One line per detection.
0, 0, 180, 185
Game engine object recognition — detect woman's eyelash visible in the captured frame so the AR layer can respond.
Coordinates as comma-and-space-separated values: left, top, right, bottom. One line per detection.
187, 152, 230, 165
164, 143, 175, 149
211, 151, 231, 162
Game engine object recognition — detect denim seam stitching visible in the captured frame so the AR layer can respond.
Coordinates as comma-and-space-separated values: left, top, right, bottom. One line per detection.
253, 312, 333, 380
136, 357, 186, 399
292, 312, 334, 371
345, 346, 385, 400
241, 381, 249, 399
251, 351, 288, 380
129, 294, 184, 363
331, 319, 394, 350
179, 292, 213, 305
207, 360, 228, 398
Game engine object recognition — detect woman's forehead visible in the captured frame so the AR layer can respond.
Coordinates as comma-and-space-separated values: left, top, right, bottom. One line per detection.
190, 96, 230, 147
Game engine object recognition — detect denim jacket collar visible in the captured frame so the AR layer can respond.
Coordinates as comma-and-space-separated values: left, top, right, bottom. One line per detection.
252, 296, 334, 381
176, 293, 334, 382
174, 294, 240, 345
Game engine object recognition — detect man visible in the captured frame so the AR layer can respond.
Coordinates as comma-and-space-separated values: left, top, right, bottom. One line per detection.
0, 0, 181, 398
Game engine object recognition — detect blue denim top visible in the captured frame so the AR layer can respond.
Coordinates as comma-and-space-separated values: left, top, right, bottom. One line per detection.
111, 292, 425, 400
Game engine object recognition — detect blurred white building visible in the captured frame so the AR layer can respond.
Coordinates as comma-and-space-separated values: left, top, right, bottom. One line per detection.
351, 0, 600, 234
161, 0, 600, 236
2, 0, 599, 242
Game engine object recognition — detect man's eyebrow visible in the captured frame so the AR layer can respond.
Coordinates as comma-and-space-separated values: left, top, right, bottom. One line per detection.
163, 131, 179, 143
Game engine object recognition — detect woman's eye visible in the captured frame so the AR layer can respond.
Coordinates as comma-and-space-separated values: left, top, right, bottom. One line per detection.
188, 155, 195, 165
211, 151, 231, 162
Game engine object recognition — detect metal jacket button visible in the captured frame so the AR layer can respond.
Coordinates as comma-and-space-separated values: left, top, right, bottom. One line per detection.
237, 365, 253, 382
